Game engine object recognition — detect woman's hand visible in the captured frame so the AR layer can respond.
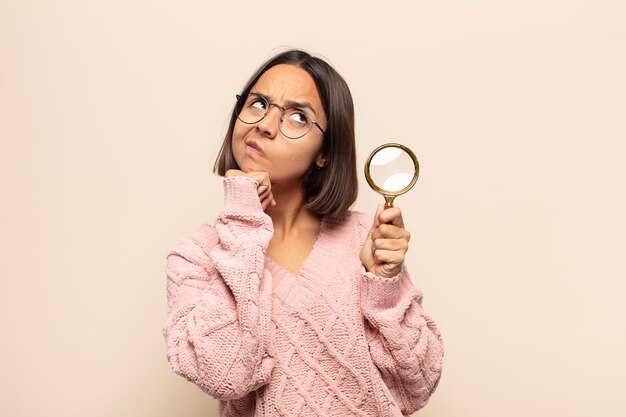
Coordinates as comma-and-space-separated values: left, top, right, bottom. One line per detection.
360, 205, 411, 278
225, 169, 276, 210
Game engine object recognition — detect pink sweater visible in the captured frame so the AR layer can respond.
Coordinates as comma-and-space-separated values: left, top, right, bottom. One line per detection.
162, 177, 443, 416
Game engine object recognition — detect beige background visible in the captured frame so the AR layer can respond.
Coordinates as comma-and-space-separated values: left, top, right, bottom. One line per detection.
2, 0, 625, 416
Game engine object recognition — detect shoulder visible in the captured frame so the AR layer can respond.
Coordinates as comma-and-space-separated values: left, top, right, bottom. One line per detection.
323, 210, 373, 243
167, 223, 219, 266
348, 210, 374, 230
350, 210, 374, 242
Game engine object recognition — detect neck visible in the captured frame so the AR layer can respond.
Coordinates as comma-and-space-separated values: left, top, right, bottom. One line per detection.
266, 184, 321, 238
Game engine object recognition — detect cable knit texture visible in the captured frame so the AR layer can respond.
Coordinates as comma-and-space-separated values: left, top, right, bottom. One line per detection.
163, 177, 444, 416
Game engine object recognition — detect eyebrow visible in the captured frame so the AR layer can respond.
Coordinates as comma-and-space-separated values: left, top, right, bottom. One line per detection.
250, 91, 319, 116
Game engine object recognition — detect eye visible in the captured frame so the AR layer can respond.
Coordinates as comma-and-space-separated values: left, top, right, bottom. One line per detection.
288, 110, 309, 125
247, 95, 267, 110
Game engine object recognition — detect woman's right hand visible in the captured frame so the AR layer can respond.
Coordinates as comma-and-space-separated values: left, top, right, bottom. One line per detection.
225, 169, 276, 210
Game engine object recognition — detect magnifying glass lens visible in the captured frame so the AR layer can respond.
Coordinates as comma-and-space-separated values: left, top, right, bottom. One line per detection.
365, 143, 420, 208
369, 148, 416, 192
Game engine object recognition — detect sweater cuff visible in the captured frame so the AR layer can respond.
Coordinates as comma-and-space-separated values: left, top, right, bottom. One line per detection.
223, 177, 264, 214
360, 264, 404, 311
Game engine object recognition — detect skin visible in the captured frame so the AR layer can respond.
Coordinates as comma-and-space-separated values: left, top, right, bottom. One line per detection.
360, 205, 411, 278
226, 64, 410, 278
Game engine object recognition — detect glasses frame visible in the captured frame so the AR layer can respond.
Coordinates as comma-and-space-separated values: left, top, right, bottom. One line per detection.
235, 94, 326, 139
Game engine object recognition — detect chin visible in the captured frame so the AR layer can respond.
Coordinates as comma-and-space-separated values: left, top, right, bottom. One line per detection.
236, 160, 267, 175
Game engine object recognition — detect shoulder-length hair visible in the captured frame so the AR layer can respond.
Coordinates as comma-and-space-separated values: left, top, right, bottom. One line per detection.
213, 49, 358, 217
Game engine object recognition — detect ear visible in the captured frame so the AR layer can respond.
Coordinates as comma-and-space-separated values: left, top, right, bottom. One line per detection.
315, 153, 327, 168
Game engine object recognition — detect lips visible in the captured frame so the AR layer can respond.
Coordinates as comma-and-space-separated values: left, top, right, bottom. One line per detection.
244, 140, 264, 156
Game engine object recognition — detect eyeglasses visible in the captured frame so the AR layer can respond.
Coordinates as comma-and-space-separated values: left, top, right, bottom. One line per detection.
235, 93, 326, 139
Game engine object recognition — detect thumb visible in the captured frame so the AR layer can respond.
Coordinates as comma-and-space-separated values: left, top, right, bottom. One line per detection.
368, 204, 385, 237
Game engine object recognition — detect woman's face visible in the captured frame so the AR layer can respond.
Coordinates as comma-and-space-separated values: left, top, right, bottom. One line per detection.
231, 64, 327, 187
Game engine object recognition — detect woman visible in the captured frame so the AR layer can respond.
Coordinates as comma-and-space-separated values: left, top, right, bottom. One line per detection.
162, 49, 443, 416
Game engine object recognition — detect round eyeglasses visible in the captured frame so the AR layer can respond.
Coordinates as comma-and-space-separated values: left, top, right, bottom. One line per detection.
235, 93, 326, 139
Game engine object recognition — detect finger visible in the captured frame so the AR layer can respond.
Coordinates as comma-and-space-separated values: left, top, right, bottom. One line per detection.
368, 204, 385, 237
254, 172, 271, 187
225, 169, 244, 178
377, 206, 405, 228
372, 237, 409, 252
372, 224, 411, 240
379, 263, 402, 278
232, 171, 270, 187
260, 194, 273, 210
259, 192, 276, 207
372, 249, 405, 265
257, 185, 271, 200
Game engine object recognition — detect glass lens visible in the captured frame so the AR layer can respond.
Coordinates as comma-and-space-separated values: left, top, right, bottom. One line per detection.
281, 108, 311, 139
238, 94, 267, 124
368, 146, 416, 192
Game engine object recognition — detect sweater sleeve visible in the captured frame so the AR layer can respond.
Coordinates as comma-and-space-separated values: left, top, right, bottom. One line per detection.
162, 177, 275, 400
357, 216, 444, 415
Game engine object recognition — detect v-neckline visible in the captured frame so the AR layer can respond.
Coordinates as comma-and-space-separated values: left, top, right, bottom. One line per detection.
266, 214, 351, 309
265, 216, 326, 278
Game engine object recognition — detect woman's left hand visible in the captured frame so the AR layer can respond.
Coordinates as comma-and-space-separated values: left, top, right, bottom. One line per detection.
360, 205, 411, 279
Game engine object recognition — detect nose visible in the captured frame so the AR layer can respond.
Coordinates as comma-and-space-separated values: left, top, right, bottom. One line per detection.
256, 104, 282, 138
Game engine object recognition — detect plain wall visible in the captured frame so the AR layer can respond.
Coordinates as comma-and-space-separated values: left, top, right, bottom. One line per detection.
1, 1, 625, 416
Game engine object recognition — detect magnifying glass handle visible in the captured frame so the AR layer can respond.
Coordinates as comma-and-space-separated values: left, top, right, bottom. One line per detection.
384, 195, 395, 209
384, 197, 395, 224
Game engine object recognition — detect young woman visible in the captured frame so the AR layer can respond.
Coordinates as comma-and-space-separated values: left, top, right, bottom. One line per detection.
163, 49, 443, 416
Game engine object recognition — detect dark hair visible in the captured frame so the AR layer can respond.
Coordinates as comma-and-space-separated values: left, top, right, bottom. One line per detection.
213, 49, 357, 217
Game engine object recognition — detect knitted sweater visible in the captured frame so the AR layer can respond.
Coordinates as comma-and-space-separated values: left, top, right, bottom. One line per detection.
162, 177, 443, 416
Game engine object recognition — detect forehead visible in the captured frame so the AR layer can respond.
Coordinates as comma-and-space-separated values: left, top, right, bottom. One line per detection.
251, 64, 323, 111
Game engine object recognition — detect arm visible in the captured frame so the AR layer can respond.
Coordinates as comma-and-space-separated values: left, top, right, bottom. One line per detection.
360, 266, 444, 414
358, 208, 443, 414
162, 177, 275, 400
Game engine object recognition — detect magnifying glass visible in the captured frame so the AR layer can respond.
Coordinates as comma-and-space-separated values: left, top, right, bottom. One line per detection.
364, 143, 420, 208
